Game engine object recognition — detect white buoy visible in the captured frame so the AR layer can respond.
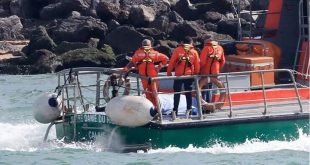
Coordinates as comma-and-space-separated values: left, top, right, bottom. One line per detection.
33, 92, 61, 124
105, 96, 155, 127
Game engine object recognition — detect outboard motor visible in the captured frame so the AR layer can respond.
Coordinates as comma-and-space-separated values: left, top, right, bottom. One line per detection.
105, 96, 156, 127
33, 92, 61, 124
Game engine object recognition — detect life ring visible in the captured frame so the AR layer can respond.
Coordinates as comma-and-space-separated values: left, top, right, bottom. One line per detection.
102, 74, 131, 102
200, 77, 226, 112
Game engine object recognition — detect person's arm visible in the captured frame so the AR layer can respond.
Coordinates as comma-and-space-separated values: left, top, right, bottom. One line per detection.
156, 53, 169, 72
193, 50, 200, 75
124, 51, 138, 71
167, 49, 178, 76
219, 46, 225, 69
124, 61, 133, 72
199, 47, 207, 73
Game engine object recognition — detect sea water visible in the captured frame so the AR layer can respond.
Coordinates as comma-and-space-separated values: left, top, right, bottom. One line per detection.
0, 74, 309, 165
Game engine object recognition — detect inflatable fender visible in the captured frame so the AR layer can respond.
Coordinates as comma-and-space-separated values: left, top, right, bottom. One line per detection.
33, 92, 61, 124
105, 96, 155, 127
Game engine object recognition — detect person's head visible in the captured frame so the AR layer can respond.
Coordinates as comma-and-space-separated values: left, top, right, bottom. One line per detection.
181, 36, 193, 51
204, 34, 213, 44
142, 39, 152, 49
181, 36, 193, 45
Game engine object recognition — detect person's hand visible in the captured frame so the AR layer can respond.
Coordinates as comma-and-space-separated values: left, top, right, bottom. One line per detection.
156, 64, 163, 73
123, 67, 129, 72
155, 66, 161, 73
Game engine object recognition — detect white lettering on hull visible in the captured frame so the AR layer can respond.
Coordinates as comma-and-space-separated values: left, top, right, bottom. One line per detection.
69, 114, 112, 124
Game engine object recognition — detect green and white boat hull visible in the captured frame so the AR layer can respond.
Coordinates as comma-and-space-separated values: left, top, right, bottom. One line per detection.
55, 113, 309, 149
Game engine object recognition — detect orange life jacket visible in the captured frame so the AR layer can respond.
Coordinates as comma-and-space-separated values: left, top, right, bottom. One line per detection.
200, 42, 225, 75
131, 47, 168, 77
167, 44, 200, 76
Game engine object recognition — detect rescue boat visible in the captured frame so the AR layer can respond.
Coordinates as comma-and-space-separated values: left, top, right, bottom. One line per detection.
33, 0, 309, 152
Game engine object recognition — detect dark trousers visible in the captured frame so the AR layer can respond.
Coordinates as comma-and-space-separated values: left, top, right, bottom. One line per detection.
173, 79, 193, 115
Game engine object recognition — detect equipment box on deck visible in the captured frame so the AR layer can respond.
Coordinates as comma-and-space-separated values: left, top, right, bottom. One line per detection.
225, 55, 274, 87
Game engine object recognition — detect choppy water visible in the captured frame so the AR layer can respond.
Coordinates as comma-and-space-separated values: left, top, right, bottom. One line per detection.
0, 74, 309, 165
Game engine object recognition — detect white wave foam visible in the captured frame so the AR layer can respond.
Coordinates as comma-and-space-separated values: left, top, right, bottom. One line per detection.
148, 129, 310, 154
0, 122, 111, 152
0, 122, 55, 151
0, 123, 309, 154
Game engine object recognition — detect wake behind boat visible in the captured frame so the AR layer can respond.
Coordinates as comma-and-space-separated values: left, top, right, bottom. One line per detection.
32, 0, 309, 152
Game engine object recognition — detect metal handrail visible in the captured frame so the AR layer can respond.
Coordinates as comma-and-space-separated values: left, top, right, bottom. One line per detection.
55, 67, 305, 122
151, 69, 303, 119
225, 74, 233, 117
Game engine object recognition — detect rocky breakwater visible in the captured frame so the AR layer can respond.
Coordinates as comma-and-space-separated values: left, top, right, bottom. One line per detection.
0, 0, 266, 74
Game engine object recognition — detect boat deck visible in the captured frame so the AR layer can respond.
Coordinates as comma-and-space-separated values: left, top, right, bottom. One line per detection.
157, 100, 309, 125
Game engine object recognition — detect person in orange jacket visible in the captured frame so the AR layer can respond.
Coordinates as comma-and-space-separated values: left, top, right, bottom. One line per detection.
167, 36, 200, 119
199, 35, 225, 101
124, 39, 169, 109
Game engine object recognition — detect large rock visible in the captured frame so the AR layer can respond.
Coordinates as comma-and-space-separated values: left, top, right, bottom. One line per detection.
107, 19, 120, 32
149, 11, 184, 33
169, 20, 207, 42
105, 26, 146, 54
136, 28, 165, 40
189, 0, 250, 15
96, 0, 121, 21
0, 41, 20, 54
0, 0, 11, 6
205, 31, 234, 41
12, 0, 54, 18
24, 26, 56, 54
154, 40, 178, 58
217, 18, 249, 39
149, 15, 170, 33
205, 22, 217, 32
120, 0, 170, 16
202, 11, 225, 23
0, 4, 10, 17
0, 49, 59, 74
9, 0, 21, 16
117, 10, 130, 24
173, 0, 198, 20
19, 19, 55, 39
57, 47, 116, 70
168, 10, 184, 23
40, 0, 89, 20
27, 49, 59, 74
129, 5, 156, 27
0, 0, 11, 18
50, 16, 108, 43
0, 15, 23, 40
0, 64, 33, 74
54, 41, 89, 54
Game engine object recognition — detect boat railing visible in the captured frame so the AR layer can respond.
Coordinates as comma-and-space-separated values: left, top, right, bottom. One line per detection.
54, 67, 304, 123
149, 69, 304, 121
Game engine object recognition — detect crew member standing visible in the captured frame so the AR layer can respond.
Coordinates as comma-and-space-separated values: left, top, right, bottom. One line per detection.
199, 35, 225, 101
167, 36, 200, 119
124, 39, 169, 109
